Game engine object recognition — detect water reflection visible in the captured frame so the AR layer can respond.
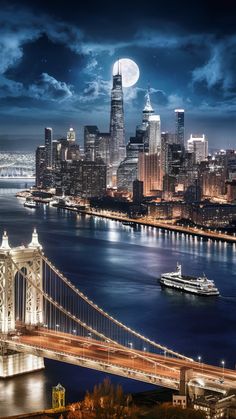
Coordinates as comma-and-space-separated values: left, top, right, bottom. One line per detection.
0, 371, 47, 416
0, 184, 236, 416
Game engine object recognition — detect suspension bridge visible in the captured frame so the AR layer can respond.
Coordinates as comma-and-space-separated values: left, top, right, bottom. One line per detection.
0, 229, 235, 397
0, 164, 34, 178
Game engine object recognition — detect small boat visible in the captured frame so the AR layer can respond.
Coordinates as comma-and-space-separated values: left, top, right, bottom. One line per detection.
24, 199, 37, 209
122, 221, 136, 227
159, 263, 219, 296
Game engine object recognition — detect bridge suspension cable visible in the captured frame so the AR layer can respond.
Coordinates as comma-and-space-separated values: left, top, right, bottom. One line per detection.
11, 257, 181, 373
41, 255, 193, 362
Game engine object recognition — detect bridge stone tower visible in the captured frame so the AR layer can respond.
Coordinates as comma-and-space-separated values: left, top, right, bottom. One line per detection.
0, 229, 44, 333
0, 229, 44, 377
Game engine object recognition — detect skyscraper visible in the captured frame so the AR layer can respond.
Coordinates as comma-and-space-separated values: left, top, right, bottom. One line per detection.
187, 134, 208, 163
110, 62, 125, 185
175, 109, 185, 148
45, 127, 53, 168
35, 145, 45, 187
67, 127, 76, 142
142, 89, 154, 127
96, 133, 110, 166
148, 115, 161, 154
135, 89, 154, 144
138, 115, 162, 195
84, 125, 99, 161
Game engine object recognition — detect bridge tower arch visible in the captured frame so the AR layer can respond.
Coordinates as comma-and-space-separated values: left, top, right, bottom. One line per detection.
0, 229, 43, 334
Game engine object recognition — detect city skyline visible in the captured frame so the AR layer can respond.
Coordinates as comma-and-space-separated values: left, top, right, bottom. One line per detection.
0, 0, 235, 150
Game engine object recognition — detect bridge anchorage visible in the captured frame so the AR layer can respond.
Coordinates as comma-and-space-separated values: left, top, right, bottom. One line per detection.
0, 230, 235, 399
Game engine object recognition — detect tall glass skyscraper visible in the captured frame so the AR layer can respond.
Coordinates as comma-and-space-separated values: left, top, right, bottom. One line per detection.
110, 63, 125, 186
45, 127, 53, 168
148, 115, 161, 154
175, 109, 185, 148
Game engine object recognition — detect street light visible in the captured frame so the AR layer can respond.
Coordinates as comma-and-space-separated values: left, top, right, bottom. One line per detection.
154, 362, 157, 375
198, 355, 203, 372
142, 347, 147, 368
106, 339, 110, 363
56, 324, 60, 333
221, 360, 225, 379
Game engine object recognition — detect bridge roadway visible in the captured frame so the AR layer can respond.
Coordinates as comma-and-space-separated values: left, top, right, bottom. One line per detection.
2, 329, 236, 392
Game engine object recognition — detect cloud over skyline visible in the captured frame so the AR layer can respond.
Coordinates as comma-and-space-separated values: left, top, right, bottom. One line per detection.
0, 0, 235, 149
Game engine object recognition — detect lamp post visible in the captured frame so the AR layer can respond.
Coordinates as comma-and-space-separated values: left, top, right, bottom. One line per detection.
128, 343, 134, 368
154, 362, 157, 376
221, 360, 225, 379
198, 355, 203, 373
107, 340, 110, 364
143, 347, 146, 368
56, 324, 59, 333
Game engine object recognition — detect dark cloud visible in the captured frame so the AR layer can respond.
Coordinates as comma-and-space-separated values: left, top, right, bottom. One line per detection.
28, 73, 73, 101
0, 0, 235, 147
80, 78, 111, 103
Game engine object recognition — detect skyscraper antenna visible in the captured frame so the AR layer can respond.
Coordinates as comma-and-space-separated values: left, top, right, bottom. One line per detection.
118, 58, 121, 75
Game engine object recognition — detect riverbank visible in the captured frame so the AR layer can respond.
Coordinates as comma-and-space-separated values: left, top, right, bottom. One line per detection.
16, 189, 236, 244
77, 208, 236, 244
0, 388, 175, 419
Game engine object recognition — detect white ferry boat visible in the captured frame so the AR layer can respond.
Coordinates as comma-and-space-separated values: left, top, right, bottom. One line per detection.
160, 263, 219, 296
24, 199, 37, 209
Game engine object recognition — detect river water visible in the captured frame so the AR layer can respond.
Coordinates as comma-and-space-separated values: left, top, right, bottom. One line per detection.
0, 181, 236, 416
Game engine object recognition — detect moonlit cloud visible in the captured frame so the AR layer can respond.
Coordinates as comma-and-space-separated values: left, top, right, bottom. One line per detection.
79, 78, 111, 102
0, 2, 235, 147
192, 36, 236, 94
167, 94, 185, 109
0, 76, 24, 98
28, 73, 74, 101
192, 46, 223, 89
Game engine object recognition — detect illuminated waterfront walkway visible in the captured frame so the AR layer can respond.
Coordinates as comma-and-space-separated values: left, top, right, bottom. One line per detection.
77, 208, 236, 244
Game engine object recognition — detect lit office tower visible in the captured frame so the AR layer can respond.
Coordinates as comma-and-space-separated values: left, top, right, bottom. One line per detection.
84, 126, 99, 161
45, 127, 53, 167
110, 63, 125, 185
35, 145, 45, 187
187, 134, 208, 164
52, 140, 59, 168
148, 115, 161, 154
67, 127, 76, 142
175, 109, 185, 148
138, 115, 162, 195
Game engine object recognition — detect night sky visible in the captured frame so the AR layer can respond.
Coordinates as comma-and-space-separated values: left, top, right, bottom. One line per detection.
0, 0, 236, 150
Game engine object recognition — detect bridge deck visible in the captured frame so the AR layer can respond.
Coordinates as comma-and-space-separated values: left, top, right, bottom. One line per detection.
2, 329, 236, 392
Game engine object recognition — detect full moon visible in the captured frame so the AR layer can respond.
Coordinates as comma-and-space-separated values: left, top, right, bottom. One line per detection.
113, 58, 140, 87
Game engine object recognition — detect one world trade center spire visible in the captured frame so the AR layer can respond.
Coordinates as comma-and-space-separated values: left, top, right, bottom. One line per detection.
109, 61, 125, 187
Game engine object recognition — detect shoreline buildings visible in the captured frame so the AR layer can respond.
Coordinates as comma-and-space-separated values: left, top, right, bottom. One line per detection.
35, 64, 236, 228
